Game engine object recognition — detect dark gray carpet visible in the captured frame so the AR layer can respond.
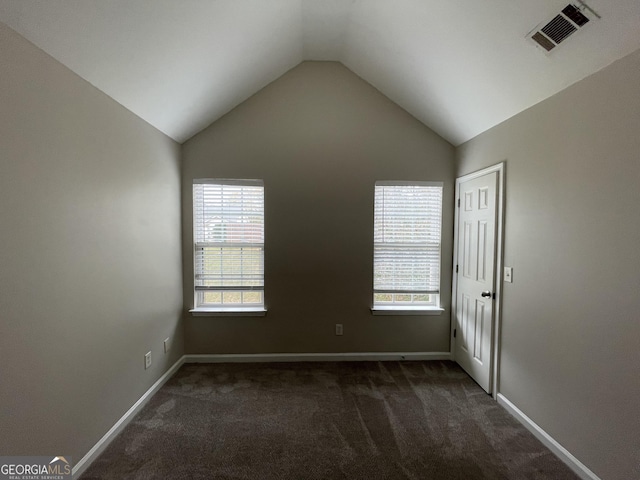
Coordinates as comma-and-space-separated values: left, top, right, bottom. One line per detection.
81, 361, 579, 480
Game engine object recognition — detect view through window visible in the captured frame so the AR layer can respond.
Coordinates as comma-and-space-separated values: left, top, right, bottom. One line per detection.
373, 182, 443, 308
193, 179, 264, 309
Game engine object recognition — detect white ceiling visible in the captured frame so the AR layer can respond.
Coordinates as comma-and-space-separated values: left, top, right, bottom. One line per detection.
1, 0, 639, 145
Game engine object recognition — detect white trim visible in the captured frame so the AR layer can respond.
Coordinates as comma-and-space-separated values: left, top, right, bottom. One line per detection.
497, 394, 601, 480
73, 356, 186, 478
370, 307, 444, 316
184, 352, 451, 363
451, 161, 505, 397
190, 307, 267, 317
193, 178, 263, 186
375, 180, 444, 187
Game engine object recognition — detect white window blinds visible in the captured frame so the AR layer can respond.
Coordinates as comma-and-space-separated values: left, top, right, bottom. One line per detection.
373, 182, 443, 304
193, 179, 264, 307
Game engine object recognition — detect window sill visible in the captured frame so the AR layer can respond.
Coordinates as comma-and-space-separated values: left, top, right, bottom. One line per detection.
370, 306, 444, 316
190, 307, 267, 317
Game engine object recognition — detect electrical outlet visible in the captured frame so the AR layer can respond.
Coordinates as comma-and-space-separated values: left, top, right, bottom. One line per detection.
504, 266, 513, 283
145, 351, 152, 369
164, 337, 170, 354
335, 324, 343, 336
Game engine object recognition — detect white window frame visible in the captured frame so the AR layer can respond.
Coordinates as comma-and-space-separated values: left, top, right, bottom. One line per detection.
190, 179, 266, 316
371, 181, 444, 316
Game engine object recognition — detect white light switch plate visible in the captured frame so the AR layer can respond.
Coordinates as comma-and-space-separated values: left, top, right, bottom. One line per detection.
504, 267, 513, 283
145, 351, 152, 369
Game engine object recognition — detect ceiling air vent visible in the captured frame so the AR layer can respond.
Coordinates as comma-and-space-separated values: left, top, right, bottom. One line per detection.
527, 1, 600, 53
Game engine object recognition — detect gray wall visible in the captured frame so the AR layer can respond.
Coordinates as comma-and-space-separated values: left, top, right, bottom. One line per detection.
0, 23, 184, 463
457, 49, 640, 480
182, 62, 455, 354
8, 15, 634, 477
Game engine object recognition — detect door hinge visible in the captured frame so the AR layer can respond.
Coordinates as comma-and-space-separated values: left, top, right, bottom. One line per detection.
455, 265, 459, 273
453, 328, 457, 338
457, 198, 460, 207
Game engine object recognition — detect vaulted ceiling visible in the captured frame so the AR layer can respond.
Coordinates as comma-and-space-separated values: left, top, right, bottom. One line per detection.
1, 0, 639, 145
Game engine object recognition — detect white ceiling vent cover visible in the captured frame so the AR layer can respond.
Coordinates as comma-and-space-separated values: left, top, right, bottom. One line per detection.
527, 2, 600, 53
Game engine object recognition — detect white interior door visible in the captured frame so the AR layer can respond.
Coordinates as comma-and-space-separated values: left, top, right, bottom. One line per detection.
454, 171, 498, 393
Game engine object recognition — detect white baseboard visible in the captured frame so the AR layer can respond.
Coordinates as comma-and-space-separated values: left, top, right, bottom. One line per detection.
184, 352, 451, 363
73, 355, 186, 479
497, 394, 600, 480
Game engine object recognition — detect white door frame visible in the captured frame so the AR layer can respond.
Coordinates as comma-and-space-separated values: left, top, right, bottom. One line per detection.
451, 162, 505, 398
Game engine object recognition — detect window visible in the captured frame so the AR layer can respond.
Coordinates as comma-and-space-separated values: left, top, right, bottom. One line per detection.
373, 181, 443, 312
192, 179, 264, 313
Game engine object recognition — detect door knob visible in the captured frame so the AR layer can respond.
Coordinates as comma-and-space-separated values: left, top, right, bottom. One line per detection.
481, 291, 492, 298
